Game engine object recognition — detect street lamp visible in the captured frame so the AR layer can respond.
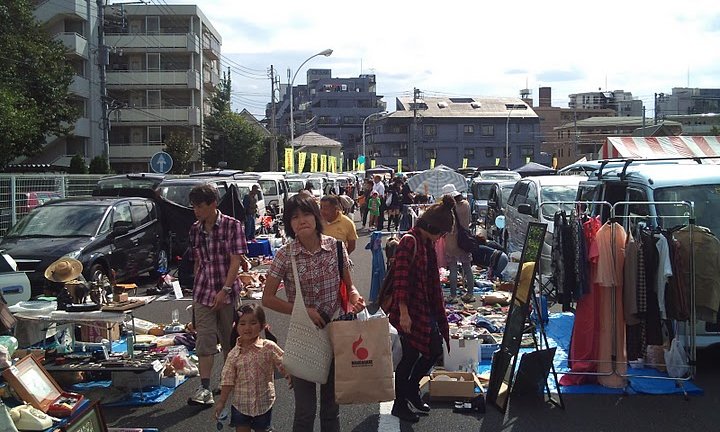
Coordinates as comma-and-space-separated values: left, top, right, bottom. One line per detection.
362, 111, 387, 163
505, 103, 527, 169
289, 49, 333, 150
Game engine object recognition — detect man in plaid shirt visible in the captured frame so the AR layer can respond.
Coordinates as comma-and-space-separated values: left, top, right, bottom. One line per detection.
187, 184, 249, 406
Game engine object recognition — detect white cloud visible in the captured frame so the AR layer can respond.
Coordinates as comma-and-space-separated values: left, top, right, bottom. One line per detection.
171, 0, 720, 116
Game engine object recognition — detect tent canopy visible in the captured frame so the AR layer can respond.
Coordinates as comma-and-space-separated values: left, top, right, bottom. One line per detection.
365, 165, 395, 177
600, 136, 720, 163
515, 161, 556, 177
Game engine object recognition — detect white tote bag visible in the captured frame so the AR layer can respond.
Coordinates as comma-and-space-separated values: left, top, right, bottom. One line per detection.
282, 251, 334, 384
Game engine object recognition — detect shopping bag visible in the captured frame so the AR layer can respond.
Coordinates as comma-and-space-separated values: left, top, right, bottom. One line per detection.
282, 252, 333, 384
664, 337, 690, 378
329, 316, 395, 404
357, 308, 402, 370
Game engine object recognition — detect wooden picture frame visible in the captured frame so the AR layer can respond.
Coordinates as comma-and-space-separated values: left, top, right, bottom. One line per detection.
2, 354, 62, 412
60, 401, 108, 432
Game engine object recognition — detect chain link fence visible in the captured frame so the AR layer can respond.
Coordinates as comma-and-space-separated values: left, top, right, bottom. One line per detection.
0, 174, 105, 237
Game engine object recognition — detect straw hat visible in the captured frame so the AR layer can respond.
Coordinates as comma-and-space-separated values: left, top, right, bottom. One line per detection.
44, 258, 83, 283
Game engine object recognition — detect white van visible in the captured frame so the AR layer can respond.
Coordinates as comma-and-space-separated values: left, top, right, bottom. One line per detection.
229, 180, 267, 223
233, 173, 287, 216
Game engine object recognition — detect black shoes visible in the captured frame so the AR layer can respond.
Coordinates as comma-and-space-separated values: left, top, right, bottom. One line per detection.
391, 401, 419, 423
407, 393, 431, 412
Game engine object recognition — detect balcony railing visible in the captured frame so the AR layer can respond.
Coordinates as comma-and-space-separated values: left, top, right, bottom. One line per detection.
109, 144, 165, 160
68, 75, 90, 99
202, 38, 220, 59
106, 70, 201, 88
34, 0, 87, 23
104, 33, 200, 52
54, 32, 88, 58
112, 107, 201, 125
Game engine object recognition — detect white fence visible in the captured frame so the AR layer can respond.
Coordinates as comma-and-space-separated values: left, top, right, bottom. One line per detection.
0, 174, 105, 237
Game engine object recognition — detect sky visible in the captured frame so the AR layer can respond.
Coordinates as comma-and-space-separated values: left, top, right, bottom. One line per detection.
171, 0, 720, 119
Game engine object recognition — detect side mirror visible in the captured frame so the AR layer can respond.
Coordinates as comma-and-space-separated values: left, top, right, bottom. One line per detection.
111, 222, 132, 236
517, 203, 533, 216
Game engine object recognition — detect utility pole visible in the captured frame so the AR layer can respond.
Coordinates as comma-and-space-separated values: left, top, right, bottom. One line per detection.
269, 65, 278, 171
654, 92, 658, 125
97, 0, 110, 162
412, 87, 422, 170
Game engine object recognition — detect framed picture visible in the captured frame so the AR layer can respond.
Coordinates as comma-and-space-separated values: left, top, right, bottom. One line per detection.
60, 401, 108, 432
2, 354, 61, 412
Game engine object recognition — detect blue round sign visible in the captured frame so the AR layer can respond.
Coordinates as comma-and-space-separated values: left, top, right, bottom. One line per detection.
150, 151, 173, 174
358, 155, 366, 164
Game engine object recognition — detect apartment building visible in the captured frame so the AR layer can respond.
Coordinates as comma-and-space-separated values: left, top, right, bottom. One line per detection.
104, 4, 221, 172
568, 89, 643, 117
369, 96, 540, 170
274, 69, 386, 164
32, 0, 102, 166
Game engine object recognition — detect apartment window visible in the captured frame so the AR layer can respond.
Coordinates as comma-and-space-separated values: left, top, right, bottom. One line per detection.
391, 125, 401, 133
147, 53, 160, 71
464, 125, 475, 135
424, 149, 437, 159
485, 147, 494, 158
148, 126, 162, 144
424, 125, 437, 137
464, 148, 475, 159
146, 16, 160, 35
343, 116, 355, 124
481, 125, 494, 136
147, 90, 161, 108
521, 146, 534, 157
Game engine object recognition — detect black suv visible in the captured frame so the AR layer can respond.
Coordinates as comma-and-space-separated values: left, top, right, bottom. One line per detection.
0, 195, 164, 297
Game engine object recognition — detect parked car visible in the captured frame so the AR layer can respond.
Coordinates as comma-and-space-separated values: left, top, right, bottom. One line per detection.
94, 173, 168, 192
470, 179, 511, 223
0, 251, 31, 306
505, 175, 585, 274
576, 161, 720, 347
16, 191, 63, 214
0, 196, 164, 297
232, 172, 287, 216
485, 180, 518, 246
286, 178, 306, 200
476, 170, 521, 181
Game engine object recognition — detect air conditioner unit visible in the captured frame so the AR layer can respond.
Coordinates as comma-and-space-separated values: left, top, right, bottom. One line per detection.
131, 128, 143, 144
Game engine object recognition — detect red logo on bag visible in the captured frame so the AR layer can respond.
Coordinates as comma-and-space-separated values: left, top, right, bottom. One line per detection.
352, 335, 369, 360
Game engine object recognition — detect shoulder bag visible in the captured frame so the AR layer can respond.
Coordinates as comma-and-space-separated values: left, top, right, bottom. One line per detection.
337, 241, 349, 313
281, 248, 334, 384
453, 207, 479, 253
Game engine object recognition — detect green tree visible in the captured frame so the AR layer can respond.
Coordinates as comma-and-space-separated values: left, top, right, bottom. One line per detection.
68, 154, 88, 174
0, 0, 78, 169
164, 132, 195, 174
710, 126, 720, 136
89, 156, 111, 174
257, 135, 287, 171
203, 72, 264, 170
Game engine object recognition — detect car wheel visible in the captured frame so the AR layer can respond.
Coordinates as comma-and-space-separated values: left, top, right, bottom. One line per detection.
89, 263, 110, 291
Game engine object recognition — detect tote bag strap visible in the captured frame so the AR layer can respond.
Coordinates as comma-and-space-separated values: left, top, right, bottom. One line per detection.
289, 245, 307, 309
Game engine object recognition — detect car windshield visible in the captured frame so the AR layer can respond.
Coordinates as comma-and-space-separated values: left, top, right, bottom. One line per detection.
6, 205, 106, 237
655, 184, 720, 237
158, 184, 194, 207
287, 181, 305, 193
96, 177, 160, 190
540, 185, 580, 218
479, 172, 520, 181
501, 184, 515, 202
472, 183, 495, 200
258, 180, 278, 195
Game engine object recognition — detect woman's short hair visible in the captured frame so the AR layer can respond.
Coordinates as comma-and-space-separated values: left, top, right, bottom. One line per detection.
282, 193, 324, 239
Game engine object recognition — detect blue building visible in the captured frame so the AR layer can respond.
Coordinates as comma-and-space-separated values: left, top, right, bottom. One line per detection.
368, 96, 540, 170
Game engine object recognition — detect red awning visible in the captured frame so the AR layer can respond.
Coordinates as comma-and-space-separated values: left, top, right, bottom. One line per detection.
600, 136, 720, 162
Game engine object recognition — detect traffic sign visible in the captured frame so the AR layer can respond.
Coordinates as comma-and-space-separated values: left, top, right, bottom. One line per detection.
150, 151, 173, 174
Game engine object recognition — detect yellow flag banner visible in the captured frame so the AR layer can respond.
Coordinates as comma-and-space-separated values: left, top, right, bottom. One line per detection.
525, 157, 531, 164
462, 158, 468, 169
352, 159, 356, 171
495, 158, 500, 166
430, 159, 436, 169
284, 148, 294, 173
397, 159, 402, 173
358, 162, 365, 171
320, 154, 328, 172
329, 156, 337, 173
339, 157, 343, 173
298, 152, 307, 173
310, 153, 318, 172
370, 159, 376, 169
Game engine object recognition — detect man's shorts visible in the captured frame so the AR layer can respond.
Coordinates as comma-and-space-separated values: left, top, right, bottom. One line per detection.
192, 302, 235, 356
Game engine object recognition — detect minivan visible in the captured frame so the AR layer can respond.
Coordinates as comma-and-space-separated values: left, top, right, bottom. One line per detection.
576, 160, 720, 347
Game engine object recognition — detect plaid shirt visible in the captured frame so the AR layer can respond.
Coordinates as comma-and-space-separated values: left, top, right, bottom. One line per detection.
189, 211, 247, 307
220, 338, 284, 416
267, 235, 349, 319
388, 227, 449, 356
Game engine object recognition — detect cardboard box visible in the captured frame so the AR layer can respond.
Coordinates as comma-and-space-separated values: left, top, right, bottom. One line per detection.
160, 374, 185, 388
425, 371, 482, 400
111, 361, 164, 389
444, 338, 481, 371
79, 322, 120, 343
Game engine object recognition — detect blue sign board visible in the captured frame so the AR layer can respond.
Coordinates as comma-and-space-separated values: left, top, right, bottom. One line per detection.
150, 151, 173, 174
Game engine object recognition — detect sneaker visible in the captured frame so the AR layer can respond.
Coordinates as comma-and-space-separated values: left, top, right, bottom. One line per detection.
445, 295, 458, 305
188, 387, 214, 406
461, 293, 476, 303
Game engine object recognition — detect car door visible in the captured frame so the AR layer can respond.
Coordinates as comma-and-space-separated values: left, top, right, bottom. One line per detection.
505, 181, 529, 254
517, 180, 538, 245
130, 200, 160, 272
109, 201, 137, 280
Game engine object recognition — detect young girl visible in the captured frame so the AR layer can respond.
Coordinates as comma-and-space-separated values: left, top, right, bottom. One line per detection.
215, 304, 289, 432
368, 190, 382, 230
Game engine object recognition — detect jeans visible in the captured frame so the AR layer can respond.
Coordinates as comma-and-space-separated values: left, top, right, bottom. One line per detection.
395, 324, 443, 404
292, 362, 339, 432
399, 204, 412, 231
448, 256, 474, 297
245, 214, 256, 240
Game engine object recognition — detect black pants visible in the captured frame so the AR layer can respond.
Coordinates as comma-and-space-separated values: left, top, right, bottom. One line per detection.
394, 323, 444, 403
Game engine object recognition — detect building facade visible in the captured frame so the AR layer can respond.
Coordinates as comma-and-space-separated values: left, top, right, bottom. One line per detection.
656, 87, 720, 128
32, 0, 103, 166
274, 69, 386, 163
104, 4, 221, 172
369, 96, 540, 170
568, 89, 643, 117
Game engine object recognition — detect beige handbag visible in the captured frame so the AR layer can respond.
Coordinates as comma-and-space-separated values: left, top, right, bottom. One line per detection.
281, 251, 334, 384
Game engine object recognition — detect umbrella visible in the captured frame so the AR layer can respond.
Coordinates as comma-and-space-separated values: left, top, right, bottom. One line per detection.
406, 167, 468, 198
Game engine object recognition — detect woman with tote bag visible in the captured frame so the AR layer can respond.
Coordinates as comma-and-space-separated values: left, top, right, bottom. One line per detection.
263, 194, 365, 432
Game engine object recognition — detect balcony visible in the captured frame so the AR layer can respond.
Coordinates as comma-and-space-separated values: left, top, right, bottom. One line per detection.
34, 0, 87, 24
71, 117, 91, 137
106, 70, 201, 89
54, 32, 88, 58
202, 38, 220, 60
104, 33, 200, 53
110, 144, 165, 160
68, 75, 90, 99
203, 69, 220, 90
112, 107, 201, 125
